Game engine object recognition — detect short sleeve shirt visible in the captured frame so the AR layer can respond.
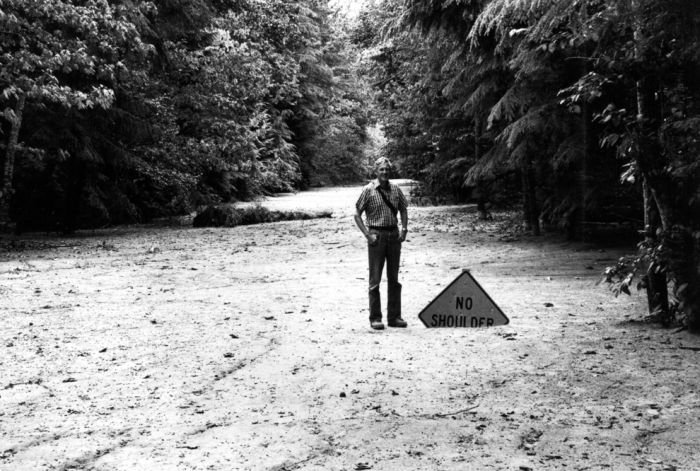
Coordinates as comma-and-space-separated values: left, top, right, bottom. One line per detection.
356, 180, 408, 228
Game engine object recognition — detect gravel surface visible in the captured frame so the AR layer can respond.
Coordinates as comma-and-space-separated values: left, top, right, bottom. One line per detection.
1, 183, 699, 471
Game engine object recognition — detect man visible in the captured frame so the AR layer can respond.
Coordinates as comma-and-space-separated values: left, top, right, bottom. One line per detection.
354, 157, 409, 330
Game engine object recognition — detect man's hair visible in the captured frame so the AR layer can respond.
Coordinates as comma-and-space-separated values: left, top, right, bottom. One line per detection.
374, 157, 393, 169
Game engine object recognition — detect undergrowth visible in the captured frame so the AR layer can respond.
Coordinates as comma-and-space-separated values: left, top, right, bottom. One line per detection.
192, 204, 332, 228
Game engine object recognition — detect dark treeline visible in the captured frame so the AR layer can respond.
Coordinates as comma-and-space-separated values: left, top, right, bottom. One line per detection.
0, 0, 370, 232
355, 0, 699, 329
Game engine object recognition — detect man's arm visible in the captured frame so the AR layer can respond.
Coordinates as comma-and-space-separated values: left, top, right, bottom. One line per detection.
354, 210, 378, 244
399, 207, 408, 242
396, 185, 408, 242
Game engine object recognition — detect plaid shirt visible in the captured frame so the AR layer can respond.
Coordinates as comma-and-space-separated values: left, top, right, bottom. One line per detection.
356, 180, 408, 228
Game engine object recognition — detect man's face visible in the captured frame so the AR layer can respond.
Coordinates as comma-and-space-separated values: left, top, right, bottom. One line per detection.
376, 164, 391, 184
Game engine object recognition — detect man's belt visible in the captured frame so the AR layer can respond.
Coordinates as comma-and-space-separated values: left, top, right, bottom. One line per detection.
368, 225, 397, 231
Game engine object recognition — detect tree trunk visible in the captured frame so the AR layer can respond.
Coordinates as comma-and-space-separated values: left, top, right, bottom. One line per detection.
683, 236, 700, 332
0, 94, 25, 228
473, 118, 490, 220
578, 99, 591, 240
631, 0, 671, 320
642, 178, 669, 320
521, 170, 531, 232
636, 116, 671, 321
521, 157, 540, 236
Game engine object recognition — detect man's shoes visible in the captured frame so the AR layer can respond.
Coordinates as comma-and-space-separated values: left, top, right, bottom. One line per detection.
388, 318, 407, 328
370, 320, 385, 330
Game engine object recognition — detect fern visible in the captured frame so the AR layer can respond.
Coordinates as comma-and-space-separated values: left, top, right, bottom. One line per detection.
464, 137, 519, 184
462, 79, 502, 115
487, 83, 537, 128
470, 0, 558, 40
497, 103, 553, 149
551, 135, 585, 172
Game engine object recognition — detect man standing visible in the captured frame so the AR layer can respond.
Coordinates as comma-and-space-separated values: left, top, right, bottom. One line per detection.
354, 157, 409, 330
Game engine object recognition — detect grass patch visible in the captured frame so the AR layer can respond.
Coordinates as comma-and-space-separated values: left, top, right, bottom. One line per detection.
193, 204, 332, 228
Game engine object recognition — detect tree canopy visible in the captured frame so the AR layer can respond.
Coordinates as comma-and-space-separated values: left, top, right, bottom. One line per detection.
0, 0, 371, 230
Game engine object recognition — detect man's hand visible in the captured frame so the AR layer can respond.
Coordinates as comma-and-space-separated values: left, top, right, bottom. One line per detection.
399, 229, 407, 242
367, 233, 379, 245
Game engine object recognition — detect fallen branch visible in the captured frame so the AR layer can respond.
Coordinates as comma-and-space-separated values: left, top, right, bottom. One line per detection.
424, 403, 480, 418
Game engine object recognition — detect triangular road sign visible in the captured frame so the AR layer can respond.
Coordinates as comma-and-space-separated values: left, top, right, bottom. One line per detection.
418, 270, 509, 328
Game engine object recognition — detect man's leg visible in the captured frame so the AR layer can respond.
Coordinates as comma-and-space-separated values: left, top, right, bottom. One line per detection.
368, 232, 386, 323
386, 232, 403, 324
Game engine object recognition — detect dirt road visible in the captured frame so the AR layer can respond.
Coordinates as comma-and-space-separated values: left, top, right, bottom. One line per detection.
1, 184, 699, 471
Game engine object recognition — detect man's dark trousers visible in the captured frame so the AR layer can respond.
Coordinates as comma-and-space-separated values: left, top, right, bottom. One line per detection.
367, 228, 401, 322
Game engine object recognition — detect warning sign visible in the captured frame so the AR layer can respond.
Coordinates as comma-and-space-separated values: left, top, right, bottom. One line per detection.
418, 270, 509, 328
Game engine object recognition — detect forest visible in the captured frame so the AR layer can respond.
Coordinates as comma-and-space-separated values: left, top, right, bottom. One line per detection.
1, 0, 699, 330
